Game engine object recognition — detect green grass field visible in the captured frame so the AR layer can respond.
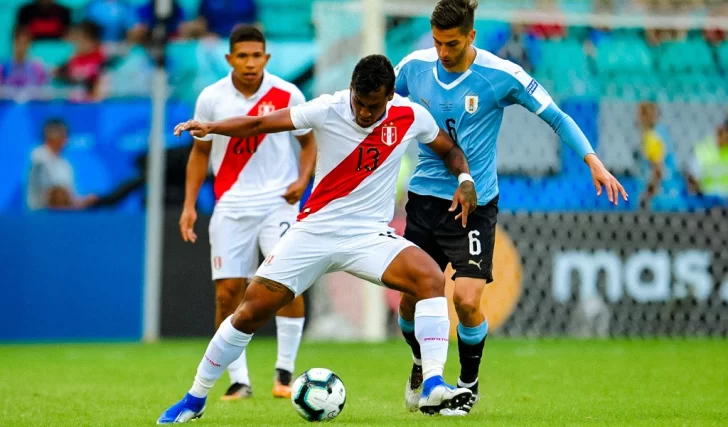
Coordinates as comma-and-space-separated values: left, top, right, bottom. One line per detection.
0, 339, 726, 426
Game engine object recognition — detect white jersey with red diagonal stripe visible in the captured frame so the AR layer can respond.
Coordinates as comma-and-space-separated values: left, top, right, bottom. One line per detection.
290, 90, 440, 234
194, 71, 310, 215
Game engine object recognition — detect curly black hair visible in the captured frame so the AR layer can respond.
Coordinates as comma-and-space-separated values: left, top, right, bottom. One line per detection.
350, 54, 395, 96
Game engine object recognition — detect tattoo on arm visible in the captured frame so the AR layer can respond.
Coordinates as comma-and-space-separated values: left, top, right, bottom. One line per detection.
443, 145, 470, 176
253, 276, 290, 294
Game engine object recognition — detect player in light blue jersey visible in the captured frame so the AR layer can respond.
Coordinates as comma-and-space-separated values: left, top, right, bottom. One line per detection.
394, 0, 628, 416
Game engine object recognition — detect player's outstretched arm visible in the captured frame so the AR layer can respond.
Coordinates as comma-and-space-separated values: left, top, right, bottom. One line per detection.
428, 129, 477, 227
539, 103, 628, 205
180, 139, 212, 243
174, 108, 297, 139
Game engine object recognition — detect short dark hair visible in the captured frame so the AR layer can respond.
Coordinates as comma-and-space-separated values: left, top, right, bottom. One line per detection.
430, 0, 478, 33
351, 54, 395, 96
43, 118, 67, 135
229, 25, 266, 52
77, 20, 102, 42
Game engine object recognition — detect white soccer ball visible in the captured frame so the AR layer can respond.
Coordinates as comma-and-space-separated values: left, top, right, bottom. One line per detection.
291, 368, 346, 422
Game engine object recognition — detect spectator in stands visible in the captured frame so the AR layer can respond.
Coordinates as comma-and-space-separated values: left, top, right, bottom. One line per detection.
687, 118, 728, 199
498, 23, 532, 72
636, 102, 687, 211
128, 0, 200, 43
84, 0, 137, 43
54, 21, 107, 101
15, 0, 71, 41
0, 26, 48, 92
27, 119, 97, 210
196, 0, 258, 38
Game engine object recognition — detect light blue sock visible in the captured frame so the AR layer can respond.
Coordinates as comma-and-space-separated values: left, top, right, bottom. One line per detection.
398, 315, 415, 334
457, 321, 488, 345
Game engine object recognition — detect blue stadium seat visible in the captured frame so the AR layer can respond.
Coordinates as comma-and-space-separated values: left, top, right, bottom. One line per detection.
538, 39, 588, 76
30, 40, 75, 68
177, 0, 202, 16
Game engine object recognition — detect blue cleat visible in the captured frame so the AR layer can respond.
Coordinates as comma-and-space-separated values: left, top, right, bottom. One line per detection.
418, 376, 472, 415
157, 393, 206, 424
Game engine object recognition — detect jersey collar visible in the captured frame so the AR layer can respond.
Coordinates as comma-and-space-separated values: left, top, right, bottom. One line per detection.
347, 89, 392, 132
433, 47, 478, 90
228, 70, 271, 100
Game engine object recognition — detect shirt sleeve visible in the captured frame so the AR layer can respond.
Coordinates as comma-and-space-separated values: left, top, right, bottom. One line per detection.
288, 87, 313, 137
497, 62, 553, 115
289, 95, 331, 131
539, 103, 595, 160
192, 90, 214, 142
411, 103, 440, 144
393, 58, 410, 97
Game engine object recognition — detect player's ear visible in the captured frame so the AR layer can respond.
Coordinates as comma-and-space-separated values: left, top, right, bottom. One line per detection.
263, 52, 271, 66
225, 53, 233, 67
468, 29, 476, 45
387, 88, 394, 101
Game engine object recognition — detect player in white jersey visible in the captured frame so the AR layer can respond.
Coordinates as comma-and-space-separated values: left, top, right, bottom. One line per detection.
157, 54, 479, 423
179, 26, 316, 401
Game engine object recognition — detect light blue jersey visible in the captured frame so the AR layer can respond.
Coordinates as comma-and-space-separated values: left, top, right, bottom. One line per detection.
395, 47, 594, 205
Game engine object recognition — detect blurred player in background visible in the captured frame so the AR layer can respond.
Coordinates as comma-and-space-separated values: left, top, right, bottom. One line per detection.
394, 0, 627, 415
179, 25, 316, 400
159, 54, 477, 423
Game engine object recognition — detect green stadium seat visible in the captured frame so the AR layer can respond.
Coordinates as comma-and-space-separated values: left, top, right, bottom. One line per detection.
258, 0, 315, 40
716, 42, 728, 72
56, 0, 92, 9
657, 39, 716, 74
0, 8, 17, 61
29, 40, 74, 68
596, 36, 653, 75
538, 39, 588, 76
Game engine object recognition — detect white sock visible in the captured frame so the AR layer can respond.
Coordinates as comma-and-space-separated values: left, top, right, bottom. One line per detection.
227, 349, 250, 386
275, 316, 305, 373
414, 297, 450, 381
189, 316, 253, 398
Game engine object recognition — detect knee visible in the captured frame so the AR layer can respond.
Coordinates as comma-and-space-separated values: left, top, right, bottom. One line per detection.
411, 267, 445, 300
216, 280, 243, 307
453, 292, 481, 320
231, 302, 267, 333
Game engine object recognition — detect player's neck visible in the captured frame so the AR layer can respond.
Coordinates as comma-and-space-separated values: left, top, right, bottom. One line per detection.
231, 73, 264, 98
444, 46, 476, 73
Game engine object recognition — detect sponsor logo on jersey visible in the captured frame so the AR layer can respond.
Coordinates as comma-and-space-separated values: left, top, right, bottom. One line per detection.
258, 102, 276, 115
526, 79, 539, 95
381, 123, 398, 146
465, 95, 479, 114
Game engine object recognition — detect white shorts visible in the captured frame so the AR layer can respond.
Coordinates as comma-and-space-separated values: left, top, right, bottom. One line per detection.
209, 203, 298, 280
255, 225, 415, 296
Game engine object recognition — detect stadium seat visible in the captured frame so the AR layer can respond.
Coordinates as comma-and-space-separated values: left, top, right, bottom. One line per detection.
56, 0, 92, 9
538, 39, 588, 76
657, 38, 716, 74
596, 36, 654, 76
177, 0, 202, 16
30, 40, 75, 68
717, 42, 728, 72
0, 9, 15, 61
258, 0, 315, 40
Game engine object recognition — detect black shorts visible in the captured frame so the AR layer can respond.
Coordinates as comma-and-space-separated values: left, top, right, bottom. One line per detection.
404, 192, 498, 282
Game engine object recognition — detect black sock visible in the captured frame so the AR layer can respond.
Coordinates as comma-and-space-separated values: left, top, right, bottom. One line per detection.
402, 330, 422, 361
276, 368, 292, 386
457, 332, 486, 385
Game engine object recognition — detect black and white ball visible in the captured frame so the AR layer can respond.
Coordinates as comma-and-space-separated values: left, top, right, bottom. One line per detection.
291, 368, 346, 422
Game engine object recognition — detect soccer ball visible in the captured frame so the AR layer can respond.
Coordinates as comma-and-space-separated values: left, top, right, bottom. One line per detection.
291, 368, 346, 422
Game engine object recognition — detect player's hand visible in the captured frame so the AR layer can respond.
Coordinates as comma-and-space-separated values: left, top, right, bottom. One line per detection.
450, 181, 477, 228
282, 179, 308, 204
585, 153, 628, 205
179, 207, 198, 243
174, 120, 211, 138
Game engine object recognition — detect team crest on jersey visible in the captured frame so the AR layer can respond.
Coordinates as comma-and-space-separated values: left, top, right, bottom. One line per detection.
258, 102, 276, 115
381, 123, 398, 146
465, 95, 478, 114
